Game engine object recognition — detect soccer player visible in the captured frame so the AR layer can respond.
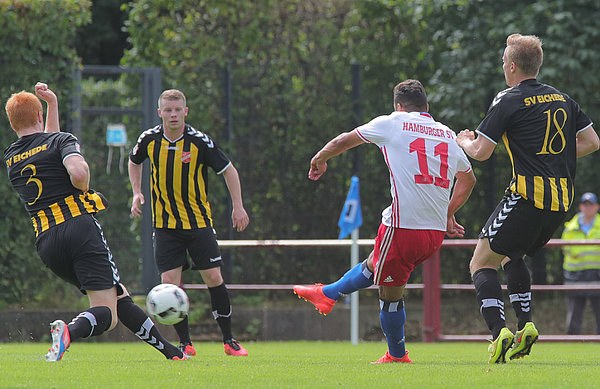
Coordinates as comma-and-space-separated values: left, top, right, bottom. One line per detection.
4, 83, 188, 361
128, 89, 250, 357
456, 34, 599, 363
294, 79, 476, 363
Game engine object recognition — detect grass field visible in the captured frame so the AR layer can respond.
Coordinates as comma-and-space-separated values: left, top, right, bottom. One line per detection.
1, 341, 598, 388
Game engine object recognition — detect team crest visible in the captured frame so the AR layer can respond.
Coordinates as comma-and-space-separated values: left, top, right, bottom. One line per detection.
181, 151, 191, 163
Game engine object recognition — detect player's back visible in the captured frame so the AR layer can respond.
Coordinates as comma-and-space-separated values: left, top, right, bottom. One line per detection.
356, 111, 471, 231
4, 132, 106, 236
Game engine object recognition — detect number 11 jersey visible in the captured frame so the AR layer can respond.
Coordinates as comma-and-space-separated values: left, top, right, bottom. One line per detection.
476, 79, 593, 212
355, 111, 472, 231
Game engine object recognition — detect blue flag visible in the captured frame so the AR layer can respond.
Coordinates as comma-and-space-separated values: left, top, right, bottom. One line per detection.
338, 176, 363, 239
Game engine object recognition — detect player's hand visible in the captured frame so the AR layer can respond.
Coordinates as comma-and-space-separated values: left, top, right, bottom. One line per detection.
308, 156, 327, 181
456, 129, 475, 148
131, 193, 145, 218
34, 82, 57, 104
446, 215, 465, 238
232, 207, 249, 232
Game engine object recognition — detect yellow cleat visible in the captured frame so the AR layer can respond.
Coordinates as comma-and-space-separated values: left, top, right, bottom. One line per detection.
488, 327, 514, 364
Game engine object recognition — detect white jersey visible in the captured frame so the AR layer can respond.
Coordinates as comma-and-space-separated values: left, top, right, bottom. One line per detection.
355, 111, 472, 231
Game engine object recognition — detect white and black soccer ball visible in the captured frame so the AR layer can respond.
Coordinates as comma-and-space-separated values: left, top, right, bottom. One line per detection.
146, 284, 189, 325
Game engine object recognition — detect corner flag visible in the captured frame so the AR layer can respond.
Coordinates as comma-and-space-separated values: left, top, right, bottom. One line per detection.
338, 176, 363, 239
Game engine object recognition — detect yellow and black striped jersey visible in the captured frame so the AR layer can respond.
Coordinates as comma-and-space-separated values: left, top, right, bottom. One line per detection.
4, 132, 108, 237
129, 124, 230, 229
476, 79, 593, 212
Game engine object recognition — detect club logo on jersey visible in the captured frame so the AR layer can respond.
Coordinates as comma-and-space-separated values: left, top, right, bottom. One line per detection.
181, 151, 191, 163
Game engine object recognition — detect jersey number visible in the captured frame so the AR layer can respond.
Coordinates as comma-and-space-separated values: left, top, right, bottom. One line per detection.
537, 108, 567, 155
409, 138, 450, 188
20, 163, 43, 205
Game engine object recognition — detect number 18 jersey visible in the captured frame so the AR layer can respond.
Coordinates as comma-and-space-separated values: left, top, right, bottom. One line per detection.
476, 79, 593, 212
356, 111, 472, 231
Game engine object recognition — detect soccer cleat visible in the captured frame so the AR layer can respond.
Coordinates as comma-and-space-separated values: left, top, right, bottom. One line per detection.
45, 320, 71, 362
293, 283, 336, 315
507, 322, 539, 360
171, 353, 191, 360
179, 342, 196, 356
488, 327, 514, 364
371, 350, 413, 364
224, 338, 248, 356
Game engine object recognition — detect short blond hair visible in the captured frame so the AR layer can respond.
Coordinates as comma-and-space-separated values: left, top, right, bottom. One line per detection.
506, 34, 543, 77
158, 89, 186, 108
5, 91, 43, 132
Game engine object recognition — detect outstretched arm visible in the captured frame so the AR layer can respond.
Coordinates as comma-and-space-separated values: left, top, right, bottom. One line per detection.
446, 169, 477, 238
308, 130, 364, 181
35, 82, 59, 133
222, 164, 250, 232
456, 130, 496, 161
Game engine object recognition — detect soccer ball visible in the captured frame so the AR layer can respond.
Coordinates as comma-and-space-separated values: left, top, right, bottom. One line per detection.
146, 284, 189, 325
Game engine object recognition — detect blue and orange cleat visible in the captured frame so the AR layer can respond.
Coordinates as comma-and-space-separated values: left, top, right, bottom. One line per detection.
371, 350, 413, 364
179, 342, 196, 356
293, 283, 336, 315
45, 320, 71, 362
224, 338, 248, 356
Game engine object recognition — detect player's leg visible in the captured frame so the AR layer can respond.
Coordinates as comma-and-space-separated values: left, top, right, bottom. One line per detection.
372, 284, 412, 363
293, 251, 374, 315
191, 227, 247, 356
371, 228, 444, 364
39, 216, 117, 361
154, 228, 194, 354
503, 256, 533, 331
114, 283, 187, 360
160, 266, 194, 355
470, 239, 513, 363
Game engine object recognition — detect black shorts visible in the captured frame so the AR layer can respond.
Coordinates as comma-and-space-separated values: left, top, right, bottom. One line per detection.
479, 191, 567, 260
153, 227, 222, 273
35, 214, 121, 294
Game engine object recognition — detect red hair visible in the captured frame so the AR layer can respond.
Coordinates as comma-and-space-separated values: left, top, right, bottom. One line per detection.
5, 91, 43, 132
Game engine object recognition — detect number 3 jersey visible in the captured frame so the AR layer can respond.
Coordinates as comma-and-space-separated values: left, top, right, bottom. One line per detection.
4, 132, 108, 237
356, 111, 472, 231
476, 79, 593, 212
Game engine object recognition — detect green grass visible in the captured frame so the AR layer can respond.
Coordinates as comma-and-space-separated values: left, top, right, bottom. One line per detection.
1, 341, 598, 388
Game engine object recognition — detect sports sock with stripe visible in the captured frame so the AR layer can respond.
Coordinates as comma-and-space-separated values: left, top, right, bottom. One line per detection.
379, 298, 406, 358
67, 306, 112, 340
117, 296, 183, 359
322, 259, 374, 300
208, 283, 233, 342
503, 257, 533, 331
473, 268, 506, 339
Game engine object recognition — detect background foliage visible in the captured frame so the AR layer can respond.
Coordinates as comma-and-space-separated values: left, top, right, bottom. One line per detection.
1, 0, 600, 307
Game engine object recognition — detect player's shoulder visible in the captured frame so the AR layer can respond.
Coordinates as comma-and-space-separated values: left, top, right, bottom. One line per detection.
185, 125, 215, 148
135, 125, 162, 143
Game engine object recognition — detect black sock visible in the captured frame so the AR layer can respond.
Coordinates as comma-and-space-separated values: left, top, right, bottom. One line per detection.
173, 315, 192, 345
67, 306, 112, 340
504, 258, 532, 331
473, 268, 506, 339
209, 283, 233, 342
117, 296, 183, 359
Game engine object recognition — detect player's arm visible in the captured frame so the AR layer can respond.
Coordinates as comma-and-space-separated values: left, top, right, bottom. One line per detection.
222, 163, 250, 232
63, 154, 90, 192
576, 126, 599, 158
456, 130, 496, 161
309, 130, 364, 181
35, 82, 60, 133
446, 169, 477, 238
128, 160, 145, 218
